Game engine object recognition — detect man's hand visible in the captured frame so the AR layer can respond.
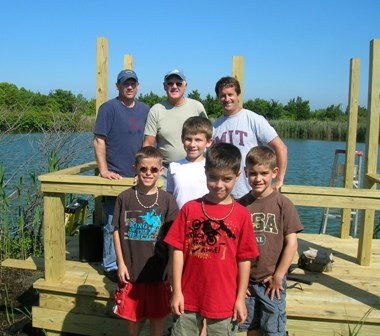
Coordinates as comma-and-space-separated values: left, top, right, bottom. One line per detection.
100, 170, 122, 180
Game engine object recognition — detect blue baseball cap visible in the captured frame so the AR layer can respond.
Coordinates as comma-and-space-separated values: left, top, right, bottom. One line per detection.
164, 69, 186, 81
117, 69, 138, 83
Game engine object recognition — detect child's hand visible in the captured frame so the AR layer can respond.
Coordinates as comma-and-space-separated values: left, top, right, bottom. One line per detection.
246, 286, 251, 298
117, 264, 130, 284
170, 291, 184, 316
263, 274, 284, 300
233, 297, 247, 324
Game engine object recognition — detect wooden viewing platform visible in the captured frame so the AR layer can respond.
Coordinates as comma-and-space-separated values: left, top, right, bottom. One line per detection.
1, 159, 379, 335
1, 38, 379, 335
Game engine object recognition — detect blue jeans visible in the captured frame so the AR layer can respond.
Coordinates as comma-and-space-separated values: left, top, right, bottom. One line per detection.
239, 278, 287, 336
102, 196, 117, 272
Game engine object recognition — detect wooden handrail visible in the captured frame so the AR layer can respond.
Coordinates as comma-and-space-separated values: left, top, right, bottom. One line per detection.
38, 162, 380, 283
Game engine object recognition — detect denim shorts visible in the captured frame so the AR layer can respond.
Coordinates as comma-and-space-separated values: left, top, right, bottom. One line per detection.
239, 278, 287, 336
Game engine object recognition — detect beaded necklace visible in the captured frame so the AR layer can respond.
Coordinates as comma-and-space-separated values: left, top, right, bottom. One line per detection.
201, 196, 235, 221
135, 187, 159, 209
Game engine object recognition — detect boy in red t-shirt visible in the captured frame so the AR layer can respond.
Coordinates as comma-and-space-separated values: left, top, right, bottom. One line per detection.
164, 142, 259, 335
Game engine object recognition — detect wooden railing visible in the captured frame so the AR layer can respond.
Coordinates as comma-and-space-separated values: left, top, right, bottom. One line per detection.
35, 161, 380, 285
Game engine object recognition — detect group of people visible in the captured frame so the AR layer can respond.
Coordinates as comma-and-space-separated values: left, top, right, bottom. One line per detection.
93, 68, 303, 336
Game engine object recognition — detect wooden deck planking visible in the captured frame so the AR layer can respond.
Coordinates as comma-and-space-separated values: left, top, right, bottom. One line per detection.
26, 233, 380, 335
286, 234, 380, 334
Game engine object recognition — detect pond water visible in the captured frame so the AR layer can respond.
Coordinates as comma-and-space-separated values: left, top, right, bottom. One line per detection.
0, 133, 378, 236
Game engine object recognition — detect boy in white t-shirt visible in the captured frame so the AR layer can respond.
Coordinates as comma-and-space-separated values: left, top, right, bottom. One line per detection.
167, 116, 213, 208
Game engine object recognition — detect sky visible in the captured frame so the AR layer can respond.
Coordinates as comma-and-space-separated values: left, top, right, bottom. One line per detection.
1, 0, 379, 111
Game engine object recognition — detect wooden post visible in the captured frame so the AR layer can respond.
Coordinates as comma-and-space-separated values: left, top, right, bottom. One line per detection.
232, 56, 244, 107
124, 54, 134, 70
341, 58, 360, 238
96, 37, 108, 116
358, 39, 380, 265
43, 193, 65, 283
93, 165, 103, 225
94, 37, 109, 224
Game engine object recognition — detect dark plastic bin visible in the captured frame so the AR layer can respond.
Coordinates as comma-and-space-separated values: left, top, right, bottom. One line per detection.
79, 224, 103, 262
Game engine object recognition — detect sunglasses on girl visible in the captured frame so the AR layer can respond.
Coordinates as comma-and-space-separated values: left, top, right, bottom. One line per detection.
139, 166, 160, 174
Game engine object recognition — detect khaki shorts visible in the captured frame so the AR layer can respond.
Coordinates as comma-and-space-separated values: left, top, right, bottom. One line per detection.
171, 311, 238, 336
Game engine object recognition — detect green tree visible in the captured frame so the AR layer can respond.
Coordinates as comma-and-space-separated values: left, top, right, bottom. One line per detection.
284, 97, 311, 120
48, 89, 77, 113
202, 93, 222, 119
187, 89, 202, 102
267, 100, 285, 120
244, 98, 269, 116
0, 83, 23, 107
325, 104, 345, 121
138, 91, 164, 107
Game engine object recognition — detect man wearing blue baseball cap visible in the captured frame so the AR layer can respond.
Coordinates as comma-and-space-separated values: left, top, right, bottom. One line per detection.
143, 69, 207, 189
94, 69, 149, 282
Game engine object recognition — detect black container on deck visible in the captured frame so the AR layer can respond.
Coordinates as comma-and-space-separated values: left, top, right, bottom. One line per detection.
79, 224, 103, 262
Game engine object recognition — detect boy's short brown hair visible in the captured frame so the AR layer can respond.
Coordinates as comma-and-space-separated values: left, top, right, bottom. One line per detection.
181, 116, 213, 140
135, 146, 163, 166
205, 142, 241, 175
245, 146, 277, 169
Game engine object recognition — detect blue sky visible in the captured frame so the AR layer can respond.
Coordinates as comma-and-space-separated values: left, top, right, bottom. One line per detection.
1, 0, 379, 110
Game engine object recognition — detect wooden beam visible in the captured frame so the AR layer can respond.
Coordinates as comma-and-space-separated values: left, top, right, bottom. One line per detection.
43, 193, 65, 283
341, 57, 360, 238
32, 307, 129, 335
1, 256, 44, 270
232, 56, 244, 107
359, 39, 380, 265
366, 173, 380, 183
124, 54, 134, 70
44, 161, 98, 176
96, 37, 108, 116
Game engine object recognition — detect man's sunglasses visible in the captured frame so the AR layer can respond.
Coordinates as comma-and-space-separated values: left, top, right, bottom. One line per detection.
166, 81, 184, 88
139, 166, 160, 174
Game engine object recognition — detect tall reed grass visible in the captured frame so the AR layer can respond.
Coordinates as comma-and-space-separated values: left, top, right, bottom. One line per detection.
0, 163, 44, 261
271, 120, 367, 142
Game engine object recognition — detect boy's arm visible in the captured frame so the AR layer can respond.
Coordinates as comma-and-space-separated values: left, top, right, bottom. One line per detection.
170, 248, 185, 316
113, 230, 130, 283
264, 232, 298, 300
233, 259, 251, 324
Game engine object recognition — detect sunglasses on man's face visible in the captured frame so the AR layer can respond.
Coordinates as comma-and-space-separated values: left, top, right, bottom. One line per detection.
122, 81, 137, 88
139, 166, 160, 174
166, 81, 184, 88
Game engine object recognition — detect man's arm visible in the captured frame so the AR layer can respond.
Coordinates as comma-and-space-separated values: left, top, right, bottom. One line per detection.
143, 135, 156, 147
93, 135, 122, 180
268, 136, 288, 189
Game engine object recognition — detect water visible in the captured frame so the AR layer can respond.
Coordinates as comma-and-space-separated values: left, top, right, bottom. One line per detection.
0, 134, 378, 235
